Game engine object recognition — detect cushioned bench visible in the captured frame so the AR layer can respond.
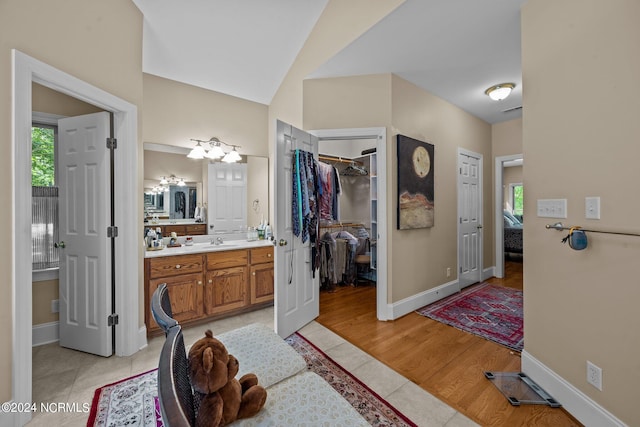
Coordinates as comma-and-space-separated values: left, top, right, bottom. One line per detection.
158, 321, 369, 426
216, 323, 369, 427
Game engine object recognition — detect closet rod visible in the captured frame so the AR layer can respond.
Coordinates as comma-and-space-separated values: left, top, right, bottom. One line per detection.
319, 222, 365, 229
318, 154, 363, 165
546, 222, 640, 237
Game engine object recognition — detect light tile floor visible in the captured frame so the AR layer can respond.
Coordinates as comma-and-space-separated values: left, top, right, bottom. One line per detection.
28, 307, 478, 427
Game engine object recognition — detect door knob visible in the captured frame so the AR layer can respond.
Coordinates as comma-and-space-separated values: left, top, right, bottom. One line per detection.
54, 241, 66, 249
278, 239, 288, 246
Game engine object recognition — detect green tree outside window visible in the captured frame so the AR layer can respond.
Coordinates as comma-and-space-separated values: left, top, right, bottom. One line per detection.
513, 184, 524, 216
32, 126, 55, 186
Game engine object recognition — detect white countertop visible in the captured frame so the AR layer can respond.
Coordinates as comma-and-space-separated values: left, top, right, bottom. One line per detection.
144, 238, 273, 258
144, 220, 204, 226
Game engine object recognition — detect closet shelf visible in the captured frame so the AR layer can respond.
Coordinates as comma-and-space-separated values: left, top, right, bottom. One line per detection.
318, 154, 363, 165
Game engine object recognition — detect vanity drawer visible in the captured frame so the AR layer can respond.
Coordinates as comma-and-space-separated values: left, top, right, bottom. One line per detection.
250, 246, 273, 264
207, 249, 248, 270
185, 224, 207, 235
149, 254, 204, 279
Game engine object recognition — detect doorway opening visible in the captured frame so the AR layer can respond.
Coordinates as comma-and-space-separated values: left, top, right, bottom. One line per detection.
311, 128, 389, 321
12, 50, 139, 423
494, 154, 523, 279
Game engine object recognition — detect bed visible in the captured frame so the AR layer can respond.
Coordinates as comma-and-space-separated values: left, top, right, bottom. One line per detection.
504, 210, 523, 254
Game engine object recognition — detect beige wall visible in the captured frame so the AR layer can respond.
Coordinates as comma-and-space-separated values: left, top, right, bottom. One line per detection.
492, 117, 522, 158
522, 1, 640, 424
0, 0, 143, 403
303, 74, 492, 303
390, 75, 492, 301
33, 281, 59, 325
143, 74, 268, 157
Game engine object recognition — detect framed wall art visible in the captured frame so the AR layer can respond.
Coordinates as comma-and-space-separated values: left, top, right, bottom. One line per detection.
397, 134, 434, 229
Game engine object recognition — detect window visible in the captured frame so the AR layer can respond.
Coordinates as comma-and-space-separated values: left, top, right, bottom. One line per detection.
32, 123, 59, 271
510, 183, 524, 218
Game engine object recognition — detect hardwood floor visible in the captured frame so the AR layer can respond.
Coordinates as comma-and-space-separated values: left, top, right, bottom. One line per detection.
316, 260, 582, 427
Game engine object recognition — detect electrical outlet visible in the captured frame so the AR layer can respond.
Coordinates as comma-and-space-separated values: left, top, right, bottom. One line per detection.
446, 267, 451, 278
51, 299, 59, 314
587, 361, 602, 391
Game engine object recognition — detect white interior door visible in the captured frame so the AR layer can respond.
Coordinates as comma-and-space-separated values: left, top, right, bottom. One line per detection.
458, 149, 483, 289
207, 162, 247, 233
58, 112, 112, 357
275, 120, 319, 338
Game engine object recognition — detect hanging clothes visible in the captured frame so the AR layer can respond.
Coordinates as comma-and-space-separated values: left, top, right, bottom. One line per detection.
291, 149, 321, 276
332, 230, 358, 285
318, 161, 341, 220
174, 191, 186, 218
319, 232, 338, 291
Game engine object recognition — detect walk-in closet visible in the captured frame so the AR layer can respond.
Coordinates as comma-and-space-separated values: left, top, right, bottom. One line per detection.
317, 138, 378, 297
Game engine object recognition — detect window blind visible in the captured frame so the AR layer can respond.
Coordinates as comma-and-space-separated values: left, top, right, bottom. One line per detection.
32, 186, 59, 270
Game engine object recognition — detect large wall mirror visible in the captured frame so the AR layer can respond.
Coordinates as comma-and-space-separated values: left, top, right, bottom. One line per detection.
144, 143, 269, 234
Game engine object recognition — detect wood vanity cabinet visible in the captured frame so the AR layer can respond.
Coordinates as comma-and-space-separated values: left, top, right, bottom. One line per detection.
145, 223, 207, 237
205, 249, 249, 315
146, 254, 205, 326
250, 246, 274, 304
145, 245, 274, 337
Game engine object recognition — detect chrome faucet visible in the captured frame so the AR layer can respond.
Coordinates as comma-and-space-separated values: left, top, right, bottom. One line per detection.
211, 236, 224, 245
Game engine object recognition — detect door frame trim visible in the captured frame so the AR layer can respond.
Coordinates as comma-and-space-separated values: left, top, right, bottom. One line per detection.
494, 154, 523, 278
12, 50, 140, 422
310, 127, 389, 320
457, 148, 483, 288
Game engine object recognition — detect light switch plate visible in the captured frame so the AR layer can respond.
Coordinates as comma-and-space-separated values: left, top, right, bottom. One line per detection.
537, 199, 567, 218
585, 197, 600, 220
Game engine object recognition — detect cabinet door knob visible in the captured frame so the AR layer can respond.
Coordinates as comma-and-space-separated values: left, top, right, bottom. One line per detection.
198, 281, 202, 285
252, 272, 256, 276
208, 279, 212, 284
175, 264, 181, 269
267, 253, 272, 258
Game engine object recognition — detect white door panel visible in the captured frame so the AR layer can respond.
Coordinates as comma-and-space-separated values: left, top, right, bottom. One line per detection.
458, 151, 482, 288
58, 112, 112, 357
208, 163, 247, 233
275, 120, 319, 338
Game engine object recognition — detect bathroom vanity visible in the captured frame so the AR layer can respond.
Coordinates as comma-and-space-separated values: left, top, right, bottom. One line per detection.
144, 239, 274, 337
143, 221, 207, 236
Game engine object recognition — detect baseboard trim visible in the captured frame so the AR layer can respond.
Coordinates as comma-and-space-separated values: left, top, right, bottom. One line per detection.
482, 266, 495, 281
521, 350, 626, 427
389, 279, 460, 319
32, 321, 59, 347
138, 325, 148, 351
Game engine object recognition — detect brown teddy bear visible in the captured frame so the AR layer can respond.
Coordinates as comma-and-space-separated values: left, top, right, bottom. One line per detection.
188, 330, 267, 427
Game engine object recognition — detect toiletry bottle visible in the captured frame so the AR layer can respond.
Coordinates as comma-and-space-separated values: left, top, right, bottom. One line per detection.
156, 227, 163, 247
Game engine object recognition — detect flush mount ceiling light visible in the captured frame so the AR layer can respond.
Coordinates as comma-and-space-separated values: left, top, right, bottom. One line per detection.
188, 137, 242, 162
485, 83, 516, 101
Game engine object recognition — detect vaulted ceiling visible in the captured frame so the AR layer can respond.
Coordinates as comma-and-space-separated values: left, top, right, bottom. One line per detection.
133, 0, 525, 124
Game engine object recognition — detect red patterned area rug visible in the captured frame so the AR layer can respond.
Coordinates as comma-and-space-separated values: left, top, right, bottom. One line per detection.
88, 333, 416, 427
416, 282, 524, 352
286, 332, 417, 427
87, 368, 162, 427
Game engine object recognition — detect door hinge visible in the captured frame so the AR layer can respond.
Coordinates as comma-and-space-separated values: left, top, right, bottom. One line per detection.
108, 313, 119, 326
106, 137, 117, 149
460, 266, 462, 273
107, 226, 118, 238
